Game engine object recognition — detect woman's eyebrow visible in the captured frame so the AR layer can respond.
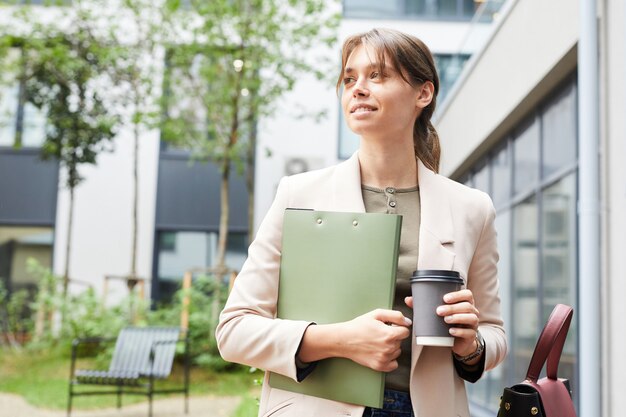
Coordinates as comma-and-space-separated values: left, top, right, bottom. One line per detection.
344, 63, 388, 74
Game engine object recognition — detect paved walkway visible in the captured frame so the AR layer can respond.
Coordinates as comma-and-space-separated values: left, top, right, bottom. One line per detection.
0, 393, 241, 417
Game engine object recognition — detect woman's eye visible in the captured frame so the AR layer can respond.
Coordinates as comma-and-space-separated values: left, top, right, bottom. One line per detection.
343, 77, 355, 85
370, 72, 379, 79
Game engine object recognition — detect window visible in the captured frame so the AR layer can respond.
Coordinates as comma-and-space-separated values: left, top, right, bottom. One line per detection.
462, 78, 579, 413
434, 54, 471, 103
0, 48, 47, 148
0, 226, 54, 294
490, 142, 512, 208
513, 116, 540, 196
542, 83, 577, 178
343, 0, 489, 21
154, 230, 248, 303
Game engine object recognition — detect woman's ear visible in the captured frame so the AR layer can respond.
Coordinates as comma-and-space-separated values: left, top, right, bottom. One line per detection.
416, 81, 435, 109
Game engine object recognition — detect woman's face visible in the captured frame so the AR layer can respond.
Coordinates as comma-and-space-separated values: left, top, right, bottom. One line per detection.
341, 44, 423, 143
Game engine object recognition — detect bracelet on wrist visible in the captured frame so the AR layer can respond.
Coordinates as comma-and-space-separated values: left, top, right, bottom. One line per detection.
453, 330, 485, 363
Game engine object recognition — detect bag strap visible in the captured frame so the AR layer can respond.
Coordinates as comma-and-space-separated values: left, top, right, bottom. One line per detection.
526, 304, 574, 382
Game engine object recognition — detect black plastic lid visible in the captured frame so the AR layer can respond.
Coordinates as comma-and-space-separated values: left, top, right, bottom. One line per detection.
410, 269, 463, 284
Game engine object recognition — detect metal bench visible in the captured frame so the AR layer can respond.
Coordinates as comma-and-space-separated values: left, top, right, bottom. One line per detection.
67, 327, 189, 417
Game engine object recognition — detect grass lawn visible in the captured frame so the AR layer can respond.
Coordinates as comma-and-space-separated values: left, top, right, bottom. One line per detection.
0, 346, 261, 415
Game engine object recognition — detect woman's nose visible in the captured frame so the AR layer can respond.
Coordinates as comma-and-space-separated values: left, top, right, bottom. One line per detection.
353, 78, 370, 97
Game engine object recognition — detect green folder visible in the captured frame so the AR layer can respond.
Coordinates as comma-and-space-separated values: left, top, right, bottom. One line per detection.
268, 209, 402, 408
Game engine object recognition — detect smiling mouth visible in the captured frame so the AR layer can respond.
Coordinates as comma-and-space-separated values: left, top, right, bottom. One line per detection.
350, 105, 378, 114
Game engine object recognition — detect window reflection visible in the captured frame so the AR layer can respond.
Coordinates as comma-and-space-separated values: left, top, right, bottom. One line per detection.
0, 47, 47, 148
21, 102, 47, 147
513, 117, 539, 195
541, 174, 577, 386
0, 226, 54, 293
542, 84, 577, 177
467, 208, 511, 409
434, 54, 471, 102
0, 84, 19, 146
491, 142, 511, 207
155, 230, 247, 302
512, 195, 539, 381
459, 78, 578, 413
472, 162, 489, 194
342, 0, 490, 20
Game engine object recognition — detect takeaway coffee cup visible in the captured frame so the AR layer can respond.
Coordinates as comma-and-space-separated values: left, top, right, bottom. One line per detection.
410, 270, 464, 347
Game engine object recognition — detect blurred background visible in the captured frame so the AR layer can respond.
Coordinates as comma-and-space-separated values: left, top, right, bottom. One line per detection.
0, 1, 624, 416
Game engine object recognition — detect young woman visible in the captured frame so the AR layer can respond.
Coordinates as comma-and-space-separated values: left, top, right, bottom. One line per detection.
216, 28, 507, 417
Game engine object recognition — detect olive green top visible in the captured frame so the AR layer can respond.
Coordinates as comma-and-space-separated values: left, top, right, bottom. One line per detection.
362, 184, 420, 393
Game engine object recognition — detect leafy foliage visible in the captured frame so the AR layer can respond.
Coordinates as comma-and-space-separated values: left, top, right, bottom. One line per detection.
0, 280, 32, 348
7, 258, 234, 371
162, 0, 340, 167
16, 20, 119, 188
147, 273, 237, 371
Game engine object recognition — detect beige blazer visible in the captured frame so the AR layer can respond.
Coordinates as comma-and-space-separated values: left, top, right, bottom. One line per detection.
216, 153, 507, 417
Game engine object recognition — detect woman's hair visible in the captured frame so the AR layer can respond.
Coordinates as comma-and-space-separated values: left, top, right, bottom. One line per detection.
337, 28, 441, 173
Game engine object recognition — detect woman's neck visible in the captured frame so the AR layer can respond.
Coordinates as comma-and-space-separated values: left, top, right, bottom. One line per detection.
358, 140, 418, 189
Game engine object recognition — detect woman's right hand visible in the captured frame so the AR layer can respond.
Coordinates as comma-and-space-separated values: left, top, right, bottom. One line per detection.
340, 309, 412, 371
297, 309, 412, 372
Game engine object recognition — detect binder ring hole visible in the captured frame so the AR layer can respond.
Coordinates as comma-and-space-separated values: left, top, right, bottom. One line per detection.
352, 220, 358, 226
316, 218, 323, 224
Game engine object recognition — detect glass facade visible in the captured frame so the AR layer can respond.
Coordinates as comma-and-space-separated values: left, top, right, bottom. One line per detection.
0, 49, 47, 149
460, 79, 578, 414
0, 226, 54, 293
435, 54, 471, 105
154, 230, 247, 303
343, 0, 485, 21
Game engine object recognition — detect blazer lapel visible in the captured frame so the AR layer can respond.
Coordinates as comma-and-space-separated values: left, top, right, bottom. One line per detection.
416, 159, 455, 271
411, 159, 457, 417
330, 152, 366, 213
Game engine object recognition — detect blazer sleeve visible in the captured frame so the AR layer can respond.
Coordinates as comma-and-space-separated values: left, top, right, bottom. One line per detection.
467, 192, 508, 375
215, 177, 313, 381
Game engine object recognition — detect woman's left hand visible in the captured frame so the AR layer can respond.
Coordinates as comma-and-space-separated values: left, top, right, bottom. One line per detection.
405, 289, 480, 357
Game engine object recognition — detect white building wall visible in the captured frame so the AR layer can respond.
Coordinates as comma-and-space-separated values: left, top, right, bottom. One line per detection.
254, 68, 340, 231
435, 0, 579, 176
53, 128, 160, 297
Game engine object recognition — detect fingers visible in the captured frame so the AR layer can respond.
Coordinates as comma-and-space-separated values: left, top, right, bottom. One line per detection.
437, 302, 479, 318
444, 312, 479, 329
437, 289, 479, 318
389, 325, 411, 341
448, 327, 476, 339
344, 309, 411, 371
404, 296, 413, 308
371, 308, 412, 327
443, 289, 475, 305
436, 289, 480, 345
370, 347, 402, 372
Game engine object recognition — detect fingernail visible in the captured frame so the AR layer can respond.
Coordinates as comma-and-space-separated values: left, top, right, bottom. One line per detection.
404, 317, 412, 326
444, 316, 452, 323
449, 328, 457, 335
436, 306, 446, 315
443, 294, 452, 302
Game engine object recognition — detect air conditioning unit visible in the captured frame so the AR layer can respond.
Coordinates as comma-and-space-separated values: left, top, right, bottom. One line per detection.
283, 157, 323, 176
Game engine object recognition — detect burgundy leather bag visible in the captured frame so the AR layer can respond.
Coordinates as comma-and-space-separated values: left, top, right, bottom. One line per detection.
497, 304, 577, 417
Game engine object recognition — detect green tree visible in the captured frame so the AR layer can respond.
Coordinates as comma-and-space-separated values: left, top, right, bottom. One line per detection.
4, 3, 120, 296
162, 1, 339, 332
